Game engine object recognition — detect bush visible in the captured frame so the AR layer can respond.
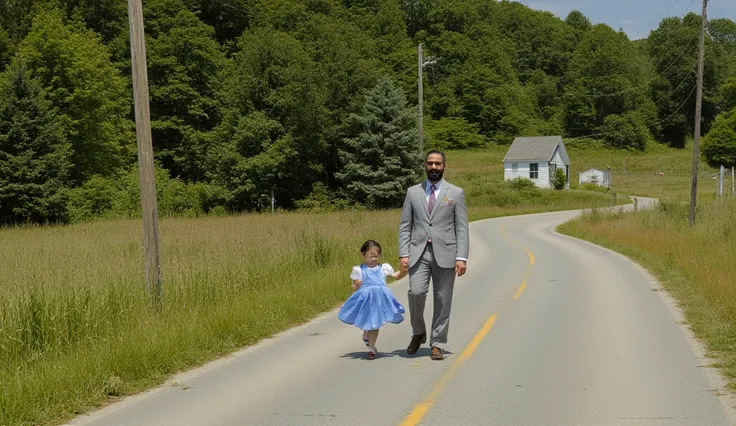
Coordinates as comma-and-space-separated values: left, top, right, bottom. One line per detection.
294, 182, 352, 212
579, 182, 609, 193
66, 167, 229, 222
553, 168, 567, 190
505, 177, 537, 191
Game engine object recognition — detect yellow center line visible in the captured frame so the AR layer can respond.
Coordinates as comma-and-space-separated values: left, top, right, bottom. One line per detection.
513, 282, 527, 299
398, 221, 535, 426
398, 314, 498, 426
501, 223, 536, 300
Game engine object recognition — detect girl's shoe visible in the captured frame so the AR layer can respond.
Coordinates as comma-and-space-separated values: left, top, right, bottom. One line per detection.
367, 345, 378, 359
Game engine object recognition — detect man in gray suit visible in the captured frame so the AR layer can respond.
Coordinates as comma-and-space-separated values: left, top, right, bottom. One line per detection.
399, 150, 469, 360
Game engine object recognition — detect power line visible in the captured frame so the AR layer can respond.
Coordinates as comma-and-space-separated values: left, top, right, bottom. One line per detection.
568, 83, 698, 141
573, 30, 699, 100
642, 0, 683, 32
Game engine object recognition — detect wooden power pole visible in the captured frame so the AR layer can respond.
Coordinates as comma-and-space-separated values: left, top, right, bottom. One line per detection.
418, 43, 424, 157
127, 0, 162, 304
417, 44, 436, 158
689, 0, 708, 227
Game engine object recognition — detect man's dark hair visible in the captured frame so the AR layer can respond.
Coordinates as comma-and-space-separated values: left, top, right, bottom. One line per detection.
426, 150, 446, 164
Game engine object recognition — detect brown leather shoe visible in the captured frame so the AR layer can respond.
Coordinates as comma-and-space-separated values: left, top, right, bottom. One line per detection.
407, 332, 426, 355
431, 346, 444, 360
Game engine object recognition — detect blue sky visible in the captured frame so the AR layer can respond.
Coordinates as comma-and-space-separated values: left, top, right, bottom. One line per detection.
513, 0, 736, 40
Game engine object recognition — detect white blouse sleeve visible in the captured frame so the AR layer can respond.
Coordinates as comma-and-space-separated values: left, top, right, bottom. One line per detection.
381, 263, 395, 277
350, 266, 362, 281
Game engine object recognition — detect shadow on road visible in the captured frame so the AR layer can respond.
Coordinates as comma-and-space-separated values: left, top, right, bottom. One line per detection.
340, 347, 456, 360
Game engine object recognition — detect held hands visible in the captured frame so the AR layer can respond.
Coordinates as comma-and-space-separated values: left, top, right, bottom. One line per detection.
352, 280, 362, 291
455, 260, 467, 277
400, 257, 466, 277
392, 268, 408, 280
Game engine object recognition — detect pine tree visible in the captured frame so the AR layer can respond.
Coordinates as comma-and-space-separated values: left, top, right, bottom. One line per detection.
0, 59, 72, 225
337, 77, 421, 209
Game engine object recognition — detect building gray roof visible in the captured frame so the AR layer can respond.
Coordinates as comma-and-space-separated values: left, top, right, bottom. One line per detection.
503, 136, 570, 165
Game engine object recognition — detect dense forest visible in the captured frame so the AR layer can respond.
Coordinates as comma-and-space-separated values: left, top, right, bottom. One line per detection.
0, 0, 734, 224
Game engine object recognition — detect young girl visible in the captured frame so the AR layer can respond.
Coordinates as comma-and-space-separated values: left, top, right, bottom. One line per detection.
338, 240, 407, 359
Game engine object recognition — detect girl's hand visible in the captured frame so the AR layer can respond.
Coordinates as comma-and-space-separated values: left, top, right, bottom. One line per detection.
392, 269, 407, 280
352, 280, 362, 291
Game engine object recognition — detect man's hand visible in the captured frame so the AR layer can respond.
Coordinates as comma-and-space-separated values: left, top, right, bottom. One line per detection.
400, 257, 409, 273
455, 260, 467, 277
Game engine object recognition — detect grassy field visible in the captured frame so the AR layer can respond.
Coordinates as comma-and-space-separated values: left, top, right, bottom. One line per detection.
559, 197, 736, 389
0, 143, 704, 425
448, 140, 721, 201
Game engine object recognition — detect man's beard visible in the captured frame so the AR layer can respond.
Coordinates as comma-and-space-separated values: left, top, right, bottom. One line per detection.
427, 169, 443, 182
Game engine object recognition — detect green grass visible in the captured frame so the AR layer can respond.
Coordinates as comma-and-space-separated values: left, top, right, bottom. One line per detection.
559, 198, 736, 389
0, 143, 702, 425
447, 140, 720, 201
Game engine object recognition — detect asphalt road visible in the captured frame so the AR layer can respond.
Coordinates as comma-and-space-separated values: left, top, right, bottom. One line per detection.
68, 199, 736, 426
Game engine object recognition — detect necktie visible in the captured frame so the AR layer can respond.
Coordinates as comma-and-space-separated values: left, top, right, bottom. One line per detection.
428, 184, 437, 213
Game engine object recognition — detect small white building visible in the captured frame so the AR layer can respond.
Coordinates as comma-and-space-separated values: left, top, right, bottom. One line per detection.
579, 168, 611, 188
503, 136, 571, 189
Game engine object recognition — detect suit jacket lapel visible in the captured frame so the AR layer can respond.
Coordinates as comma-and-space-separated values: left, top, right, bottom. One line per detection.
429, 185, 449, 221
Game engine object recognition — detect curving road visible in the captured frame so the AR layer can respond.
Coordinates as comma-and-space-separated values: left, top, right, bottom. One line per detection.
69, 199, 736, 426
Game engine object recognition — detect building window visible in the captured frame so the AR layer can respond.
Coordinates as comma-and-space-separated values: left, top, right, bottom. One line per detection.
512, 163, 518, 175
530, 163, 538, 179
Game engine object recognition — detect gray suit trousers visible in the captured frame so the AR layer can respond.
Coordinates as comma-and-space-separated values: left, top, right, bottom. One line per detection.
408, 242, 456, 349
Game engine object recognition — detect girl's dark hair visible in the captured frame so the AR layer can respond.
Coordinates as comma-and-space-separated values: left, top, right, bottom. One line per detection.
360, 240, 382, 254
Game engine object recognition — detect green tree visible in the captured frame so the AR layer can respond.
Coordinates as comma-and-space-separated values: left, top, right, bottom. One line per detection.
719, 77, 736, 113
491, 2, 577, 81
214, 28, 327, 208
563, 24, 653, 138
708, 18, 736, 76
295, 14, 382, 189
648, 15, 723, 147
208, 111, 297, 211
20, 10, 133, 184
0, 0, 36, 43
0, 24, 10, 70
702, 109, 736, 168
565, 10, 592, 36
600, 112, 649, 151
0, 59, 72, 225
184, 0, 253, 47
426, 117, 486, 150
143, 0, 227, 181
336, 77, 421, 209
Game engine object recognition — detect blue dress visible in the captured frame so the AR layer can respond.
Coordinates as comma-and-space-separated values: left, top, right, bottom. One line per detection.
338, 263, 405, 331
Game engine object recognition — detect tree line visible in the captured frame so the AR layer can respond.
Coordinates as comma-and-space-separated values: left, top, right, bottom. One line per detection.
0, 0, 734, 225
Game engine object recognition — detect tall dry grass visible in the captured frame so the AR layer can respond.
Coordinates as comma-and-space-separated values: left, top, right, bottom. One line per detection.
0, 211, 398, 425
559, 198, 736, 387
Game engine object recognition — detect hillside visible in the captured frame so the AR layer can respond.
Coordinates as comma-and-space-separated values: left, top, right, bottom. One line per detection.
0, 0, 734, 226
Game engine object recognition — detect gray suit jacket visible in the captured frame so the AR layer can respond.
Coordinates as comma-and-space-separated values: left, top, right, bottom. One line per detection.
399, 180, 469, 269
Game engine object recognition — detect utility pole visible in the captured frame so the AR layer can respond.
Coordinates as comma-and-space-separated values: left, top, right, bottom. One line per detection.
417, 43, 436, 157
418, 43, 424, 157
719, 165, 724, 197
732, 166, 735, 196
127, 0, 162, 305
689, 0, 708, 227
